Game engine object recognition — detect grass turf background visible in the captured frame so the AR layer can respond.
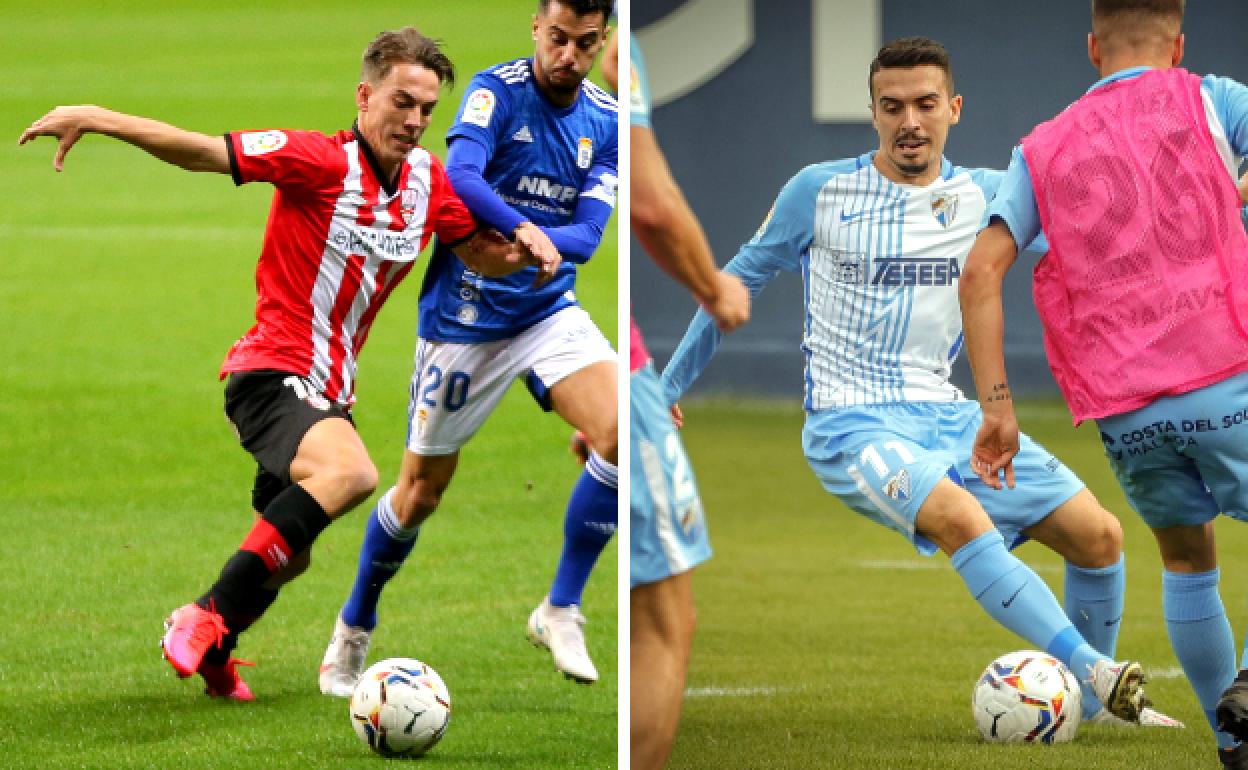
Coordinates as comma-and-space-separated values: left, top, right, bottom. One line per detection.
1, 2, 617, 768
668, 399, 1248, 769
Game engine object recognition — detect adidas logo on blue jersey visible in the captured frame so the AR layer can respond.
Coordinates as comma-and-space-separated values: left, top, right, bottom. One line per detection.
512, 125, 533, 142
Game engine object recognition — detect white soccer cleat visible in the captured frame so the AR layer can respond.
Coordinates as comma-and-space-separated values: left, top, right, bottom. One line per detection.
319, 615, 371, 698
1088, 658, 1149, 722
527, 596, 598, 684
1087, 705, 1185, 728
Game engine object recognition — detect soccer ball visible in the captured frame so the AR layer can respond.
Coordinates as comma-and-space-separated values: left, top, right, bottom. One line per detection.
972, 650, 1082, 743
349, 658, 451, 757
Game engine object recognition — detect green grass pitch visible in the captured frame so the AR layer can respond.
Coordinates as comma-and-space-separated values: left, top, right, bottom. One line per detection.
670, 399, 1248, 769
0, 2, 616, 768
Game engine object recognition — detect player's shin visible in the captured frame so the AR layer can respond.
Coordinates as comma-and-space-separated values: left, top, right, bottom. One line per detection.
1163, 569, 1238, 747
1065, 556, 1126, 718
549, 453, 617, 607
952, 531, 1105, 702
341, 487, 421, 630
204, 483, 331, 632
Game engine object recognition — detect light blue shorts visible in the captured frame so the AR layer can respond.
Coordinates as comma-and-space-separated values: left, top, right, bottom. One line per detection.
802, 401, 1084, 555
1096, 370, 1248, 529
630, 364, 711, 587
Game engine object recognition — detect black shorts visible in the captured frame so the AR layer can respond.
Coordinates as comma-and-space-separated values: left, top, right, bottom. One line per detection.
224, 370, 353, 509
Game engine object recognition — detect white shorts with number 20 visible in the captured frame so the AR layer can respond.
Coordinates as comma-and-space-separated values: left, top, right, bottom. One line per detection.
405, 306, 616, 455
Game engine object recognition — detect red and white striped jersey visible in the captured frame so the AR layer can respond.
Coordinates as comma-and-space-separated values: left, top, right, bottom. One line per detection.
221, 126, 477, 406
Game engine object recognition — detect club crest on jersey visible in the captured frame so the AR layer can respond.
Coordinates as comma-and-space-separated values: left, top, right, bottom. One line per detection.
240, 130, 287, 156
831, 250, 867, 284
463, 88, 496, 128
577, 137, 593, 169
629, 64, 645, 114
400, 188, 421, 217
456, 304, 479, 324
930, 193, 958, 228
883, 469, 911, 501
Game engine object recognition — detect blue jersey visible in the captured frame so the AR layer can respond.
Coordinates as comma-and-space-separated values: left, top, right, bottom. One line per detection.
419, 58, 618, 342
991, 67, 1248, 249
661, 153, 1003, 411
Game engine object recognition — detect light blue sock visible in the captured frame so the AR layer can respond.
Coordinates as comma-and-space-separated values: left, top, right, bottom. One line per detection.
341, 488, 420, 631
549, 453, 617, 608
1065, 556, 1125, 718
952, 530, 1106, 710
1164, 568, 1238, 748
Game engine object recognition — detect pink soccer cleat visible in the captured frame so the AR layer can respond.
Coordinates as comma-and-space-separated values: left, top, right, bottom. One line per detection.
161, 602, 228, 678
199, 657, 255, 701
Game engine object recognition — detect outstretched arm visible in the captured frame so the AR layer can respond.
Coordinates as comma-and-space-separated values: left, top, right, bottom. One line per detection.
959, 220, 1021, 490
19, 105, 229, 174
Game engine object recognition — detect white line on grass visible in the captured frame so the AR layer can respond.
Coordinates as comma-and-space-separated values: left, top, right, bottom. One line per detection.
686, 686, 781, 697
1146, 666, 1186, 680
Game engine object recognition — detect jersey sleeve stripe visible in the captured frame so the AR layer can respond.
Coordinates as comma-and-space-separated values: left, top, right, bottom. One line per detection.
224, 133, 243, 186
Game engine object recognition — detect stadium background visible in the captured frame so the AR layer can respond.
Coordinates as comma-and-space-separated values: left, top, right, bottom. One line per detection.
633, 0, 1248, 398
0, 2, 616, 768
632, 2, 1248, 769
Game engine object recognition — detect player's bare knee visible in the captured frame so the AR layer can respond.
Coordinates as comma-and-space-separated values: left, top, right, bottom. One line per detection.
394, 482, 441, 528
587, 420, 619, 465
1081, 509, 1123, 568
333, 456, 379, 508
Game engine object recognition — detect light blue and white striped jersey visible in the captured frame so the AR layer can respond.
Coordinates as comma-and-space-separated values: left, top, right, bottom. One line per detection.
661, 152, 1001, 411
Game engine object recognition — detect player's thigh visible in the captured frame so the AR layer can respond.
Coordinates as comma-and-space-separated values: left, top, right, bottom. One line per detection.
966, 427, 1087, 551
802, 404, 964, 555
404, 337, 517, 455
549, 359, 618, 453
520, 306, 616, 420
630, 366, 709, 588
1096, 398, 1221, 529
1022, 488, 1122, 568
224, 370, 356, 485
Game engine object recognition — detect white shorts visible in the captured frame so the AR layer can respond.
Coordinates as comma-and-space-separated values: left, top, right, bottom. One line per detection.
405, 306, 616, 455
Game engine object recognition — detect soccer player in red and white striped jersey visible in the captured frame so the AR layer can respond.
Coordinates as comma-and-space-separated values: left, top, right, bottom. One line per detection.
19, 27, 550, 701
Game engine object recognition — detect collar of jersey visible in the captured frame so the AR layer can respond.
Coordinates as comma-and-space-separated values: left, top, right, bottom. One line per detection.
527, 58, 583, 115
859, 151, 956, 185
1086, 65, 1152, 94
352, 120, 402, 198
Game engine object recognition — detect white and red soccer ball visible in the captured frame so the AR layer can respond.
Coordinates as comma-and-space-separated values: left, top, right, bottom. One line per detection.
972, 650, 1082, 743
349, 657, 451, 757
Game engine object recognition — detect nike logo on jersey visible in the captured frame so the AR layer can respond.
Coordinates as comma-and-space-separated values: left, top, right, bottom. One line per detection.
1002, 581, 1027, 609
840, 208, 870, 223
512, 125, 533, 142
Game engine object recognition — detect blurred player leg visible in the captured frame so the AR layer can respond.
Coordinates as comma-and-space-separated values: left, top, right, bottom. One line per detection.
631, 572, 695, 770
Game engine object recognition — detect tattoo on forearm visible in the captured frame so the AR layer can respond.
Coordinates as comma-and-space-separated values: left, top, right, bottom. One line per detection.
983, 382, 1012, 403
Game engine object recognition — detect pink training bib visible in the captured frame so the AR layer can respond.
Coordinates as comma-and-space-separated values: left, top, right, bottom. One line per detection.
1023, 68, 1248, 423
